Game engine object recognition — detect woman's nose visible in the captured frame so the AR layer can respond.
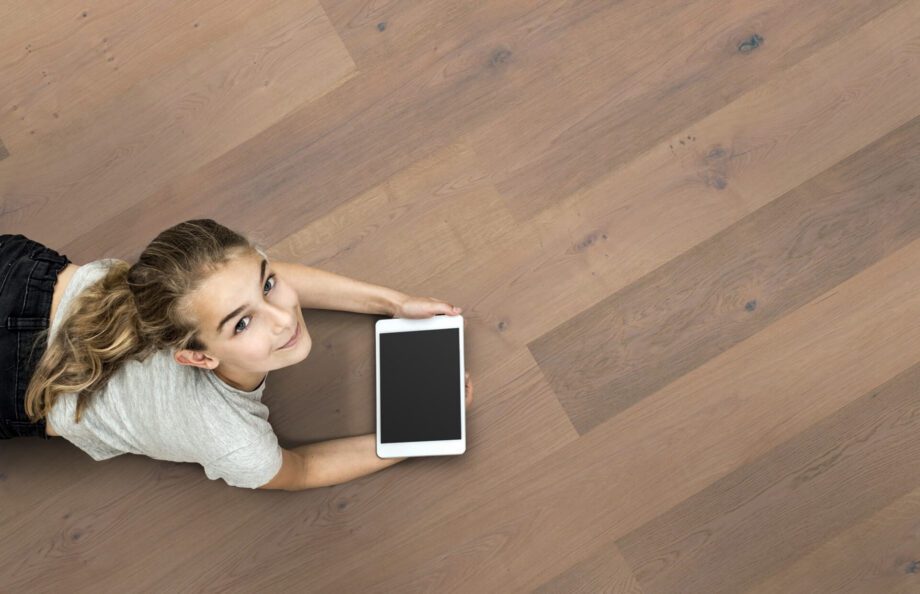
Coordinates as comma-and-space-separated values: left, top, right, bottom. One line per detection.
271, 304, 294, 331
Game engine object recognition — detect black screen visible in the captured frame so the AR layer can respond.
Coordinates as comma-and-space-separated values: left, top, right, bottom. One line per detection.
379, 328, 461, 443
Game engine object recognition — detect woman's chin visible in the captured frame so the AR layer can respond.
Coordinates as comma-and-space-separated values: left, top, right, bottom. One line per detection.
294, 328, 312, 358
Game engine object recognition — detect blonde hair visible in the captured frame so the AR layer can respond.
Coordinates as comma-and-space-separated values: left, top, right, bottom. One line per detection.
24, 219, 268, 424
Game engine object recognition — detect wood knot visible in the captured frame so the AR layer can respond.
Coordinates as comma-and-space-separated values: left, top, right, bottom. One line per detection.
738, 34, 763, 54
490, 47, 512, 67
575, 230, 607, 252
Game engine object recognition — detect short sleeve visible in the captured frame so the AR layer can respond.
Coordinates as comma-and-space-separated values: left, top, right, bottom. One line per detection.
201, 430, 283, 489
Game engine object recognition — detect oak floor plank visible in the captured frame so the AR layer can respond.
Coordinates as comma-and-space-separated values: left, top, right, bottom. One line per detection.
0, 0, 279, 152
747, 486, 920, 593
616, 360, 920, 594
534, 539, 644, 594
319, 0, 525, 73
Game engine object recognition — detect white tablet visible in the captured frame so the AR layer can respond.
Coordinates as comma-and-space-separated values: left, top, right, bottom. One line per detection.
375, 314, 466, 459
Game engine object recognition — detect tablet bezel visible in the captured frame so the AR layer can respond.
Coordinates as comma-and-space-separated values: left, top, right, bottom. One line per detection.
375, 314, 466, 459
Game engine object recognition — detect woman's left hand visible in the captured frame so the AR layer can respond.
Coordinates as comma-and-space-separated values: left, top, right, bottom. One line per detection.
393, 295, 463, 319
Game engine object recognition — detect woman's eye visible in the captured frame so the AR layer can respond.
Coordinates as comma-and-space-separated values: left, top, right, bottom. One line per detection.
233, 274, 276, 335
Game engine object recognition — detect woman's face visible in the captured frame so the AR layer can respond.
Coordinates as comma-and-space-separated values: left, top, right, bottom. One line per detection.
174, 252, 311, 390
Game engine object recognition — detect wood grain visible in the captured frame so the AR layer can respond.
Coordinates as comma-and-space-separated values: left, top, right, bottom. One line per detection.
617, 360, 920, 594
531, 114, 920, 435
1, 0, 918, 591
466, 0, 906, 221
748, 485, 920, 593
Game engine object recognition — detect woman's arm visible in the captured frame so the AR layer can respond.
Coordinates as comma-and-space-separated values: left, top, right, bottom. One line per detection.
293, 433, 406, 488
272, 260, 408, 316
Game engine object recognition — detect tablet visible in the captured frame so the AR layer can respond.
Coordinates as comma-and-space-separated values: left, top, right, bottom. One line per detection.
375, 314, 466, 459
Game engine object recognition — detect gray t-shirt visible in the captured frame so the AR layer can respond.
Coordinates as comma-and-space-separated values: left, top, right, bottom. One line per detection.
46, 259, 283, 489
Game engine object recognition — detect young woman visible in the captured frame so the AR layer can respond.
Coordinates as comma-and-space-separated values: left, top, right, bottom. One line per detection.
0, 219, 472, 490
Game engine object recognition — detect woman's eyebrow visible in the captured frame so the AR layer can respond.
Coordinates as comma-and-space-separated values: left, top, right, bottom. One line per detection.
216, 258, 268, 334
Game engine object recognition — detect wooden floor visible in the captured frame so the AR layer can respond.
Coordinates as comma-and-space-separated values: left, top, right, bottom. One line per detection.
1, 0, 919, 591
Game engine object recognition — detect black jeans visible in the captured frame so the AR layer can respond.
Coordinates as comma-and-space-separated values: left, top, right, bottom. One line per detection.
0, 234, 71, 439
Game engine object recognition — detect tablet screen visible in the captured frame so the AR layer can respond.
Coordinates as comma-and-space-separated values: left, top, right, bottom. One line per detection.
379, 328, 461, 443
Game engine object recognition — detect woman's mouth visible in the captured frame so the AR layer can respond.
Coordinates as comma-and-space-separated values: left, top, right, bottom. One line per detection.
279, 322, 300, 350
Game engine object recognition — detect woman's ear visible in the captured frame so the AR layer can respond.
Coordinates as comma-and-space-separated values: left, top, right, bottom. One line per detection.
174, 349, 218, 370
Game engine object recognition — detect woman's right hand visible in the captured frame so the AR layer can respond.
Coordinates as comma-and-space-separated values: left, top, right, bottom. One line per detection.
465, 371, 474, 410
